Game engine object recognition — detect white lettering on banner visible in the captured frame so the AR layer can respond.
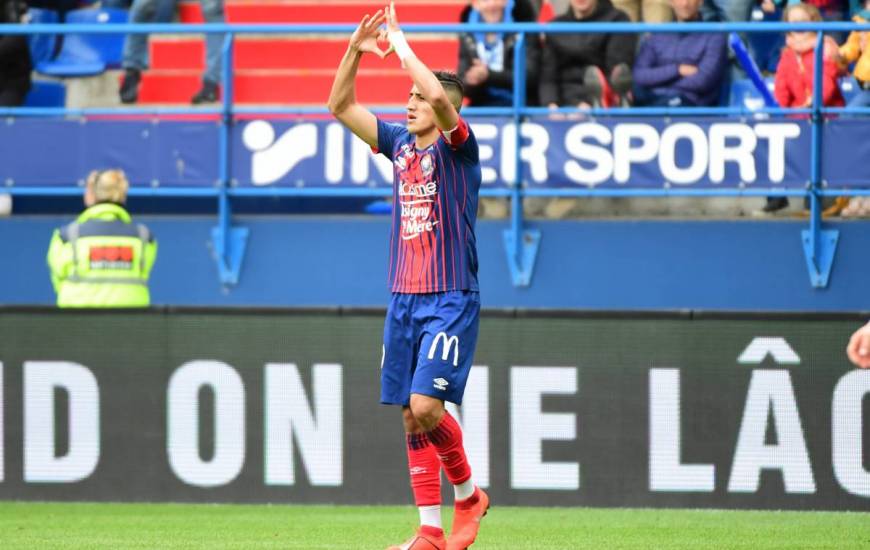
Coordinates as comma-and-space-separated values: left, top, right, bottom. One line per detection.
738, 337, 801, 365
243, 120, 802, 188
446, 366, 490, 488
649, 369, 715, 492
755, 124, 801, 181
564, 123, 614, 186
658, 123, 709, 184
709, 123, 758, 183
510, 367, 579, 490
497, 123, 550, 184
324, 122, 344, 184
243, 121, 318, 186
562, 122, 802, 187
614, 124, 659, 183
472, 123, 499, 183
351, 130, 393, 184
265, 363, 343, 486
832, 370, 870, 497
167, 361, 245, 488
428, 333, 460, 367
24, 361, 100, 483
728, 370, 816, 494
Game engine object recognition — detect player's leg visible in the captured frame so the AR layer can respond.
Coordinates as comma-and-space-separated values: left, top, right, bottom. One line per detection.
382, 294, 447, 550
409, 291, 487, 549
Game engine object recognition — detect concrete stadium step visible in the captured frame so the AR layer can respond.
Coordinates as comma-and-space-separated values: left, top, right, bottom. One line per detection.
150, 37, 459, 70
178, 0, 465, 23
136, 68, 413, 104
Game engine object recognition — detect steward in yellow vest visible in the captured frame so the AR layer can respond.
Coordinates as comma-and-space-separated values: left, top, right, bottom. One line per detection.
47, 170, 157, 307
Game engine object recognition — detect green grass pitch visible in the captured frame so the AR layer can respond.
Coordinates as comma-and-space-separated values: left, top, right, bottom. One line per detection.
1, 501, 868, 549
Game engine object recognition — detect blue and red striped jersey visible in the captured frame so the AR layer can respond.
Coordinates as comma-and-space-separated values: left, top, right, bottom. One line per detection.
375, 117, 482, 294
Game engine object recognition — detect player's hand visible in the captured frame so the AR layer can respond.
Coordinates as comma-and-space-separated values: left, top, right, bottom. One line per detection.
847, 323, 870, 369
385, 0, 401, 34
349, 10, 390, 58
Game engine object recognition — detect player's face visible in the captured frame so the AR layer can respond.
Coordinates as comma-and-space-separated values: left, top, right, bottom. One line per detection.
406, 84, 436, 135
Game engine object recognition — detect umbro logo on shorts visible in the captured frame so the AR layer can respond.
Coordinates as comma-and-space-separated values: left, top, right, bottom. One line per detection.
433, 378, 449, 391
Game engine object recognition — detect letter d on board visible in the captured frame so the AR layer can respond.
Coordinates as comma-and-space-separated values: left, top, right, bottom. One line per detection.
24, 361, 100, 483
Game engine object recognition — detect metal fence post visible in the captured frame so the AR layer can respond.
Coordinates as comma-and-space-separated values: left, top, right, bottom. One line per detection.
800, 31, 839, 288
211, 31, 249, 287
502, 31, 540, 287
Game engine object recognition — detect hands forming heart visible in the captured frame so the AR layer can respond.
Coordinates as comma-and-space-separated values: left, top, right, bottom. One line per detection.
349, 1, 402, 60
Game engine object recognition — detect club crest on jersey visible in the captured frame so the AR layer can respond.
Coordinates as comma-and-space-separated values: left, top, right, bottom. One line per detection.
421, 154, 434, 177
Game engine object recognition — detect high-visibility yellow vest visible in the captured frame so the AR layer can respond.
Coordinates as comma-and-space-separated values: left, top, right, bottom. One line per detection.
47, 203, 157, 308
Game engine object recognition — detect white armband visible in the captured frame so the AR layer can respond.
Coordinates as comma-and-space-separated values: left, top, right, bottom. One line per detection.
388, 30, 414, 66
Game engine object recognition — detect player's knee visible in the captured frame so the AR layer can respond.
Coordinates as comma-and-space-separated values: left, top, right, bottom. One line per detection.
401, 407, 421, 433
409, 394, 444, 431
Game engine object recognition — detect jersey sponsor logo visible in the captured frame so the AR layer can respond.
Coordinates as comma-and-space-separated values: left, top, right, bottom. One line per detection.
89, 246, 134, 270
428, 333, 460, 367
433, 377, 449, 391
397, 148, 439, 241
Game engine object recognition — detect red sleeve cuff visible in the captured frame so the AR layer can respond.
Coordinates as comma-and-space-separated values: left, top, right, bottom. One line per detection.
439, 118, 470, 149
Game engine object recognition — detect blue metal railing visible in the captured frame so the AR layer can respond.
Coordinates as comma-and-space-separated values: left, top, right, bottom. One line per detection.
1, 20, 869, 287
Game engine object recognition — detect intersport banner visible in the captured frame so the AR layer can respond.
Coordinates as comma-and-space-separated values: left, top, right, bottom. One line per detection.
3, 116, 869, 189
0, 309, 867, 510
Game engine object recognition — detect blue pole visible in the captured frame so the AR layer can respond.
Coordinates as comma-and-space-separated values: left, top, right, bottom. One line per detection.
216, 33, 234, 266
809, 31, 824, 268
511, 32, 526, 267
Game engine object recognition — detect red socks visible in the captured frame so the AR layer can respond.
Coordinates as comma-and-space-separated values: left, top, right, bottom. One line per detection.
406, 432, 441, 507
426, 411, 472, 486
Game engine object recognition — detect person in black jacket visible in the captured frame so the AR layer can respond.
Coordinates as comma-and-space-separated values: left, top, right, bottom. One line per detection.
0, 0, 31, 106
539, 0, 636, 109
458, 0, 541, 106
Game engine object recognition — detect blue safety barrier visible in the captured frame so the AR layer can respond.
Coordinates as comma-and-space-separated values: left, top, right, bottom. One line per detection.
0, 20, 869, 289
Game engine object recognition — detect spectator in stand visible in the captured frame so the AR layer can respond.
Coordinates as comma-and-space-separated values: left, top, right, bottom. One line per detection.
632, 0, 727, 106
761, 2, 845, 214
539, 0, 636, 109
611, 0, 672, 22
119, 0, 225, 104
700, 0, 753, 22
458, 0, 541, 107
838, 0, 870, 108
0, 0, 31, 106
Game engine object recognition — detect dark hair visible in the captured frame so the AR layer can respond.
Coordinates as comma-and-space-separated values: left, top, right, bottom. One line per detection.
433, 70, 464, 111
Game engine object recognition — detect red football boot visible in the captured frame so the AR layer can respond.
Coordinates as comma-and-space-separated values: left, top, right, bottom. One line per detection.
386, 525, 446, 550
446, 487, 490, 550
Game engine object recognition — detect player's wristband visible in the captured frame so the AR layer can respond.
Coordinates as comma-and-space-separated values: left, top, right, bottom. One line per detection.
388, 30, 414, 65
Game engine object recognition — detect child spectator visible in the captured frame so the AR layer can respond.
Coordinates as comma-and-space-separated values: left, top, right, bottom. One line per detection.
761, 2, 845, 214
838, 0, 870, 108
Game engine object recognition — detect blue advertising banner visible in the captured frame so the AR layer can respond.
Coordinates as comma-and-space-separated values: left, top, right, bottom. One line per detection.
2, 116, 868, 189
0, 118, 219, 187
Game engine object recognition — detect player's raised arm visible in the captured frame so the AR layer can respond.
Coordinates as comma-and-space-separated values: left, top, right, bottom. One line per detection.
327, 10, 388, 148
384, 1, 460, 132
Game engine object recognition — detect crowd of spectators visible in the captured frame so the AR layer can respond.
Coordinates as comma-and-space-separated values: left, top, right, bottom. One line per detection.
456, 0, 870, 115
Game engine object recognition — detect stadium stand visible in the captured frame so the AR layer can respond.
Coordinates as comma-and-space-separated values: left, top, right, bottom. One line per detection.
135, 0, 464, 104
36, 7, 127, 76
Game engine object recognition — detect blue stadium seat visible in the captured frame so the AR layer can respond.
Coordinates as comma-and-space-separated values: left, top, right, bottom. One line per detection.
23, 80, 67, 107
26, 8, 59, 66
730, 77, 776, 112
35, 8, 128, 77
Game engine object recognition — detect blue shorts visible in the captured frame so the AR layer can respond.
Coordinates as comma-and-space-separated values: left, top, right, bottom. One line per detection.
381, 290, 480, 406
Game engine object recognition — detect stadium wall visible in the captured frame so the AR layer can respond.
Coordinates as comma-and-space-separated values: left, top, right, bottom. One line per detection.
0, 309, 867, 510
0, 217, 868, 311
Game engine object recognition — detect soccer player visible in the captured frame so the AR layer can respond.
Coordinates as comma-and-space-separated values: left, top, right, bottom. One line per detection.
327, 3, 488, 549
